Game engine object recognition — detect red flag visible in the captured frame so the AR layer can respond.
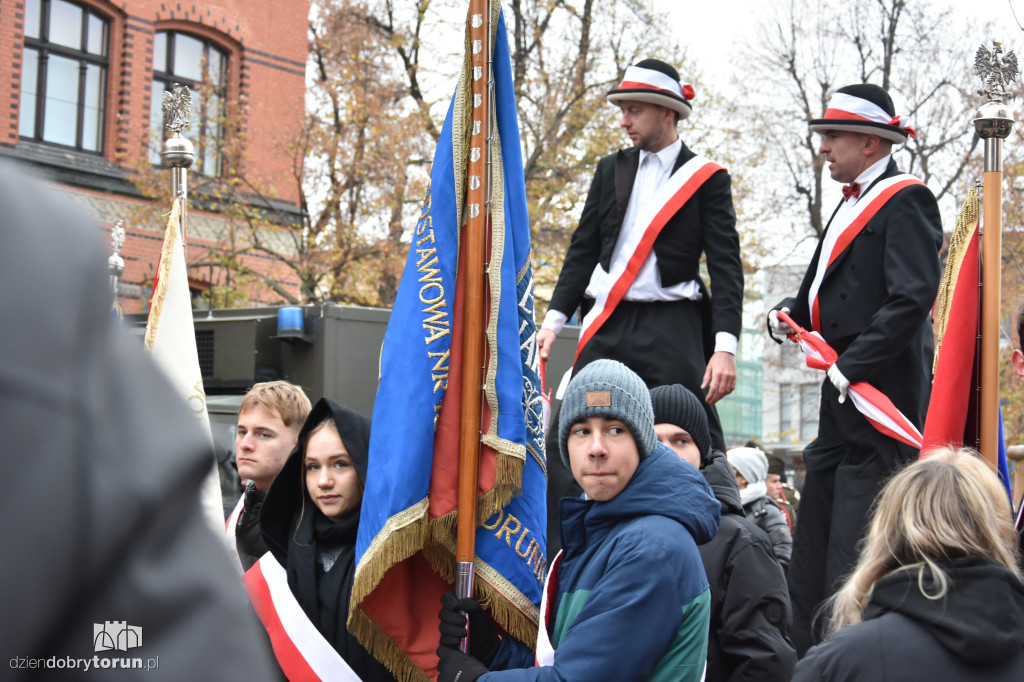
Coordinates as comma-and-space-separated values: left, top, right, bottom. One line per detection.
921, 189, 980, 453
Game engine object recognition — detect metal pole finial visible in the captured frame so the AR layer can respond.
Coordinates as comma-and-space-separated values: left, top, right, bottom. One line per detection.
161, 83, 196, 169
108, 219, 125, 299
974, 42, 1018, 144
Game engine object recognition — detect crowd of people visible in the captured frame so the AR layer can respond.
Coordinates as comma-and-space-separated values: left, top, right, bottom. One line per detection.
5, 51, 1023, 682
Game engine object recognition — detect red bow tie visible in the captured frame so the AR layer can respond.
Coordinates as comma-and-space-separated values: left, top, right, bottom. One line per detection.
842, 182, 861, 201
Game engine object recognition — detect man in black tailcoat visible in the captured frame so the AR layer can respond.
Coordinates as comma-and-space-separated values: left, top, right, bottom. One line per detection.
768, 83, 942, 655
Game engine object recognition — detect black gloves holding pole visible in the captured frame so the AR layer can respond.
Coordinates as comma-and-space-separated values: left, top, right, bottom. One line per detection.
436, 591, 500, 682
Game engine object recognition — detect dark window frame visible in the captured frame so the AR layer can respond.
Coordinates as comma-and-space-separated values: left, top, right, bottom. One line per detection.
151, 30, 229, 177
20, 0, 109, 153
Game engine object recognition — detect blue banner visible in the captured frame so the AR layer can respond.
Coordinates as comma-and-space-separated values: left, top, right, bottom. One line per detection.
350, 8, 545, 678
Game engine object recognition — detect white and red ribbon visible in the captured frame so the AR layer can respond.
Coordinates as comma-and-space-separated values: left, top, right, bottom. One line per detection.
825, 92, 916, 137
776, 310, 922, 449
618, 65, 693, 101
575, 156, 723, 363
534, 550, 562, 667
243, 553, 362, 682
225, 495, 245, 571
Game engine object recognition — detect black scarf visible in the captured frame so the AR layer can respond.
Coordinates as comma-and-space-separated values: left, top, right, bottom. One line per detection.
286, 506, 359, 644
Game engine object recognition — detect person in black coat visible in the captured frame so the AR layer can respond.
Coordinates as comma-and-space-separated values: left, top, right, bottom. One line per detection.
767, 83, 943, 653
0, 161, 278, 680
650, 385, 796, 682
259, 398, 397, 682
793, 447, 1024, 681
727, 447, 792, 569
538, 58, 743, 451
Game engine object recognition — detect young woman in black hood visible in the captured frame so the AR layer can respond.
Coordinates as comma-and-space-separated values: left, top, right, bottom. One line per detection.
254, 397, 397, 681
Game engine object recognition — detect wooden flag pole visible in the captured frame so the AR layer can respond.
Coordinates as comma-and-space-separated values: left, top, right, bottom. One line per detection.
973, 41, 1016, 470
978, 165, 1002, 469
455, 0, 492, 609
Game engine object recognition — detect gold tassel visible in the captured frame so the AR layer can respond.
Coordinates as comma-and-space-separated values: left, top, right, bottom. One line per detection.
348, 607, 432, 682
932, 188, 980, 372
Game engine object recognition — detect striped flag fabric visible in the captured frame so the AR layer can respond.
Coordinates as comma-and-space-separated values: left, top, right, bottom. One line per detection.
347, 6, 546, 680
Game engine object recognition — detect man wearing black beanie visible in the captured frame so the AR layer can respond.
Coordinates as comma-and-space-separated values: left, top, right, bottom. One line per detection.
651, 384, 796, 682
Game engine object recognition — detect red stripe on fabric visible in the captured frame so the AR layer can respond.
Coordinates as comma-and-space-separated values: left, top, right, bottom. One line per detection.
619, 81, 678, 97
853, 382, 923, 448
812, 178, 923, 331
574, 162, 723, 363
823, 108, 876, 122
243, 565, 321, 682
361, 553, 446, 679
865, 416, 923, 449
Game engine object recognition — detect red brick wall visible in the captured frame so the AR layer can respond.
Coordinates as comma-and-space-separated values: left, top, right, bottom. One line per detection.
0, 0, 25, 146
1, 0, 308, 203
1, 0, 308, 310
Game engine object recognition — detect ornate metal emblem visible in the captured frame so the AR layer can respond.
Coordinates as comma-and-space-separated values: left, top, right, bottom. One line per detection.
110, 219, 125, 258
975, 42, 1019, 104
161, 83, 193, 136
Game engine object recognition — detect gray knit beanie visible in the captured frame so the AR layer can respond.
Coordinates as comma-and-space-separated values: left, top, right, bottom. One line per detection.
558, 359, 657, 467
728, 446, 769, 486
648, 384, 712, 459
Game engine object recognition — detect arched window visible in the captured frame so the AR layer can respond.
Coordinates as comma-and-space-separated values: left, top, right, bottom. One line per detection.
150, 30, 228, 176
20, 0, 109, 152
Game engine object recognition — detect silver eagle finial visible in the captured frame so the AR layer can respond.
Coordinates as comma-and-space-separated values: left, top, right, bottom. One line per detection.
162, 83, 193, 136
975, 42, 1019, 104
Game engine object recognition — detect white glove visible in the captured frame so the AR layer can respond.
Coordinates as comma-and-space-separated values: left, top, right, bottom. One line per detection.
768, 307, 792, 337
827, 364, 850, 404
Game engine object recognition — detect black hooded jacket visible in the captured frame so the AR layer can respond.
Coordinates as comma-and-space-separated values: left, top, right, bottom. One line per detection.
793, 557, 1024, 681
260, 398, 396, 682
699, 451, 796, 682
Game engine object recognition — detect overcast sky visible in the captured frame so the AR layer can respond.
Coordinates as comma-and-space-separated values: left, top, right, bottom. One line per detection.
668, 0, 1023, 86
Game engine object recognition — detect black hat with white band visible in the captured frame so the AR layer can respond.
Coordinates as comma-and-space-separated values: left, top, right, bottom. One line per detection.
808, 83, 916, 143
607, 58, 695, 120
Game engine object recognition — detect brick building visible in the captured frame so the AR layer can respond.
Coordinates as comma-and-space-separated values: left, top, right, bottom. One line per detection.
0, 0, 308, 311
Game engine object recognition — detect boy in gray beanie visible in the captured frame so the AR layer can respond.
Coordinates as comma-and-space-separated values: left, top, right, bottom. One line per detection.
650, 383, 796, 682
437, 360, 720, 682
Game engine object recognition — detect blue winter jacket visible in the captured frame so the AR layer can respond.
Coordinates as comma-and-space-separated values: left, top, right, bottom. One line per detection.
487, 445, 720, 681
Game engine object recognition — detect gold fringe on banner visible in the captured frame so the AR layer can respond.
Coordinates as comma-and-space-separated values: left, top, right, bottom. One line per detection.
143, 197, 181, 351
932, 187, 980, 372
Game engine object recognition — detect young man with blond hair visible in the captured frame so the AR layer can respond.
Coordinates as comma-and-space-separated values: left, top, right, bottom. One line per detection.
228, 380, 312, 570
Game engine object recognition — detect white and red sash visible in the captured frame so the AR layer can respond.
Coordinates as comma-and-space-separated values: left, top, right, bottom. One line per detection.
575, 156, 724, 363
225, 495, 245, 571
534, 550, 562, 667
243, 552, 362, 682
808, 174, 925, 332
